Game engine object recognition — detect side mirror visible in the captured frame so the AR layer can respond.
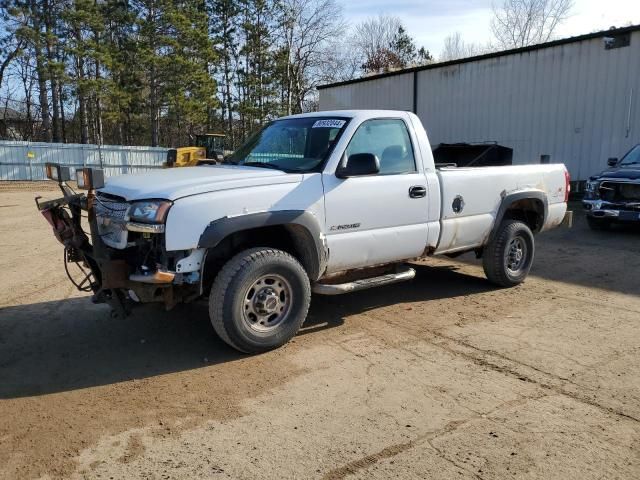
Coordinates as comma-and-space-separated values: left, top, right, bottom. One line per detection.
607, 157, 619, 167
336, 153, 380, 178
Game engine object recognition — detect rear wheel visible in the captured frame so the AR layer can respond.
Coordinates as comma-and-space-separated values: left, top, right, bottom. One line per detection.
586, 216, 611, 231
483, 220, 534, 287
209, 247, 311, 353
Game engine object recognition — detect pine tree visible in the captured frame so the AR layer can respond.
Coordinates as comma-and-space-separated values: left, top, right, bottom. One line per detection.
1, 0, 348, 145
210, 0, 240, 145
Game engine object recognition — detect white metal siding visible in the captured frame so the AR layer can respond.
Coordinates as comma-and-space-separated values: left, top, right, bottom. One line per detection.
319, 73, 414, 112
319, 31, 640, 181
0, 141, 168, 181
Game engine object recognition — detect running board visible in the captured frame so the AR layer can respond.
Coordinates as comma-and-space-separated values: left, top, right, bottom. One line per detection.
312, 266, 416, 295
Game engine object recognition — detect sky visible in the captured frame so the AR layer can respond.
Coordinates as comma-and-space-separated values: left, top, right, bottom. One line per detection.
342, 0, 640, 57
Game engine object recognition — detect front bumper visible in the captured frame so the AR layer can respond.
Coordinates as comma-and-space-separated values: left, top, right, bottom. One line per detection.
582, 199, 640, 222
37, 185, 202, 316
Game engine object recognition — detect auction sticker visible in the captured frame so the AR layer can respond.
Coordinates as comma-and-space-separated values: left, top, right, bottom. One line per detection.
312, 119, 346, 129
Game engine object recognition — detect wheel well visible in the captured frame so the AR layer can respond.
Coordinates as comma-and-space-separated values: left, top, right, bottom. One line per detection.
503, 198, 545, 233
201, 224, 318, 293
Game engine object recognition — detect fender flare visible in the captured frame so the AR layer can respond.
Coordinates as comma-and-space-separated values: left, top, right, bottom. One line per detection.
490, 190, 548, 240
197, 210, 327, 280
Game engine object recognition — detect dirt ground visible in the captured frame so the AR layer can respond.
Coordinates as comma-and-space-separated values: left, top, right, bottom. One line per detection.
1, 182, 639, 480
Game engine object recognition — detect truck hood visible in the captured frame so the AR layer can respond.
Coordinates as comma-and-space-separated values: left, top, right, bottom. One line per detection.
99, 165, 303, 201
591, 166, 640, 182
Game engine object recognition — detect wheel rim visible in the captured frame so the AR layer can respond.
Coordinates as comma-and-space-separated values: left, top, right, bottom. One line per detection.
506, 236, 527, 274
242, 274, 293, 332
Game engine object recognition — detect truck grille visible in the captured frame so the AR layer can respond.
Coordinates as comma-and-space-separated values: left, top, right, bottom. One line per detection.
95, 192, 130, 249
600, 181, 640, 203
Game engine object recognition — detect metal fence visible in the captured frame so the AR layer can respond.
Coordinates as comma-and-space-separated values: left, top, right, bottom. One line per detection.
0, 140, 169, 181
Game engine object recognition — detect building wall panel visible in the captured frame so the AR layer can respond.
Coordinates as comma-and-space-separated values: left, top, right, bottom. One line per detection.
319, 30, 640, 181
0, 141, 168, 181
318, 73, 414, 112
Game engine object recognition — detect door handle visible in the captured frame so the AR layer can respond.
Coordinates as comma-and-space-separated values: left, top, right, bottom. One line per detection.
409, 186, 426, 198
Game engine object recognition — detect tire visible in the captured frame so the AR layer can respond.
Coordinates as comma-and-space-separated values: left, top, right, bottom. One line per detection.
586, 216, 611, 231
482, 220, 535, 287
209, 247, 311, 353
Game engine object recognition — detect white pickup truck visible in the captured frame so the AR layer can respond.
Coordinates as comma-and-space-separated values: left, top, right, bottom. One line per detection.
38, 110, 571, 353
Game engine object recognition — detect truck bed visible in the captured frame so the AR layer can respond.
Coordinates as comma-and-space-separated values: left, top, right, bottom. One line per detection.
434, 164, 568, 254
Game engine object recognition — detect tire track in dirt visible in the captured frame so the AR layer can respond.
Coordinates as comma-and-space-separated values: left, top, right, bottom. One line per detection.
372, 317, 640, 424
322, 394, 548, 480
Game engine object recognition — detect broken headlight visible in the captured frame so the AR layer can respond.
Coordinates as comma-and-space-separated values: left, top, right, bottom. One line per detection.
129, 200, 172, 224
585, 180, 600, 198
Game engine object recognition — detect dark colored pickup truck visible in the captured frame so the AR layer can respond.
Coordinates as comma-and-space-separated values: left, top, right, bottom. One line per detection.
583, 144, 640, 230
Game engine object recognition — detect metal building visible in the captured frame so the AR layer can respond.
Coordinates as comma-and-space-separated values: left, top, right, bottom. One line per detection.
318, 25, 640, 183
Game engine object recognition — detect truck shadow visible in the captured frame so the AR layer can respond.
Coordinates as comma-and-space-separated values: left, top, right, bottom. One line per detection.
306, 263, 492, 327
514, 212, 640, 296
0, 264, 490, 399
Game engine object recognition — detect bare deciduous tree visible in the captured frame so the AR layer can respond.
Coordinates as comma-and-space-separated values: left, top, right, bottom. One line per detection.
491, 0, 574, 49
352, 15, 428, 74
317, 38, 361, 83
440, 32, 485, 61
279, 0, 345, 114
353, 15, 402, 66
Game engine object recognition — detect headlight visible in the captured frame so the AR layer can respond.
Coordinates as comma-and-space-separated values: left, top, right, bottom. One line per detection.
129, 200, 172, 223
585, 180, 600, 198
585, 180, 599, 192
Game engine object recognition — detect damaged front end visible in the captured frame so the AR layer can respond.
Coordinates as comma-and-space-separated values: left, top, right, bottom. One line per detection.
36, 163, 202, 317
583, 179, 640, 222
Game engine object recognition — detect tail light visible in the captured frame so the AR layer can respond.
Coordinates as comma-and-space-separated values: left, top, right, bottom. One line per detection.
564, 168, 571, 202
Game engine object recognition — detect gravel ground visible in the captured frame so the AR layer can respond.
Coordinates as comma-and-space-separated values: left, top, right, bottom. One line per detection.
1, 184, 639, 479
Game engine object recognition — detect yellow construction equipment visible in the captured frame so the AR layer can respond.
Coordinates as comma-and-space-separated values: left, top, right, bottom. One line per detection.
164, 133, 227, 168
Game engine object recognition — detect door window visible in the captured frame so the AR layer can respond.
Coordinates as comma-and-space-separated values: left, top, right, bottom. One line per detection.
344, 119, 416, 174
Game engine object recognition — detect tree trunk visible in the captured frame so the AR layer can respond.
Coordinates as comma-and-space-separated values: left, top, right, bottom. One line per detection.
87, 97, 95, 143
148, 4, 160, 147
74, 45, 90, 144
93, 23, 104, 146
44, 0, 62, 142
285, 25, 293, 116
58, 82, 67, 142
94, 64, 104, 145
0, 41, 23, 90
223, 47, 233, 145
19, 58, 34, 140
150, 73, 159, 147
30, 0, 51, 141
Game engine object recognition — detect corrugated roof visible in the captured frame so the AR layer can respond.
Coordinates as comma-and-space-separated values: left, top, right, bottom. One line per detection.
317, 24, 640, 90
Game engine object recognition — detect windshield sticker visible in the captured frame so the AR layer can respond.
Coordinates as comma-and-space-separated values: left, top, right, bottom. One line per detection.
312, 119, 346, 129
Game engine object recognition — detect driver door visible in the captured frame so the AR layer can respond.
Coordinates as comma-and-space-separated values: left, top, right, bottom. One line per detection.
322, 117, 429, 273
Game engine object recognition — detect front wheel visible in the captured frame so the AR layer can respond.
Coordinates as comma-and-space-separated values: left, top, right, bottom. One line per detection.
482, 220, 535, 287
209, 247, 311, 353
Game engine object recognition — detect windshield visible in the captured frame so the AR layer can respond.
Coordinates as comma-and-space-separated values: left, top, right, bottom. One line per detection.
620, 144, 640, 166
226, 117, 348, 172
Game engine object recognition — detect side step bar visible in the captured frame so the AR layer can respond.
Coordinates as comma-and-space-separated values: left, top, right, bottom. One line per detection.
312, 266, 416, 295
